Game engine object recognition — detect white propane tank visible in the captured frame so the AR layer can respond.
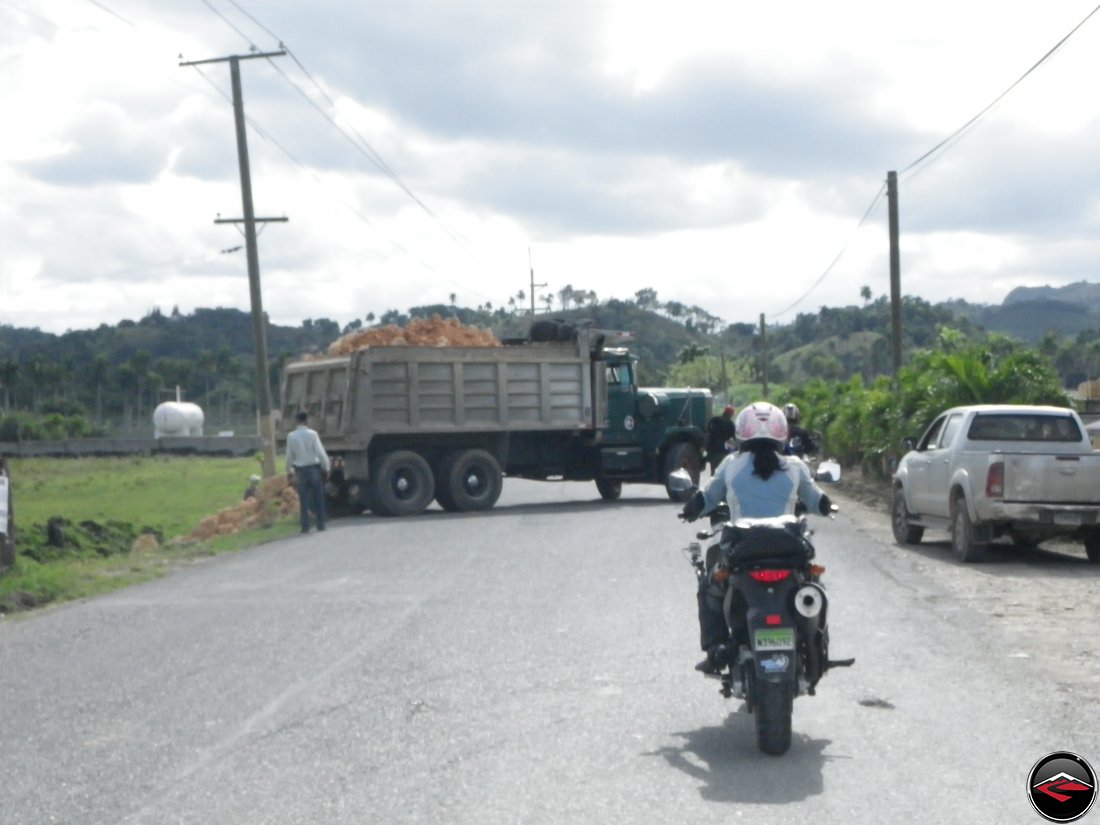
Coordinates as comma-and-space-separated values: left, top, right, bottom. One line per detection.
153, 401, 205, 438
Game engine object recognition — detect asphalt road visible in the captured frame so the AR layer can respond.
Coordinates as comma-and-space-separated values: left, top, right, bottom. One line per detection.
2, 477, 1098, 824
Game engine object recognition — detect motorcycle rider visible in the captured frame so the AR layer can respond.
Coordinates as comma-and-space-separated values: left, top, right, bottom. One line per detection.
679, 401, 833, 674
783, 403, 817, 458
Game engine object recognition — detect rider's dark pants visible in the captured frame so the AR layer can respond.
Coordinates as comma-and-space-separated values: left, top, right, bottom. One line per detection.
697, 579, 729, 651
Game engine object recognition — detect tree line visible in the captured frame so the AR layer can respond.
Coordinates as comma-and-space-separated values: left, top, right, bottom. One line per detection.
1, 290, 1097, 445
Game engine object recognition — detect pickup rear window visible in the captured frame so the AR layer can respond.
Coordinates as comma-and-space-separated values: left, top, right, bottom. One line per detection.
967, 413, 1084, 443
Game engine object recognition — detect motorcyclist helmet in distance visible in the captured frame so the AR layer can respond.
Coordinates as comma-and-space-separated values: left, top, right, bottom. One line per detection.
735, 402, 789, 444
783, 403, 801, 424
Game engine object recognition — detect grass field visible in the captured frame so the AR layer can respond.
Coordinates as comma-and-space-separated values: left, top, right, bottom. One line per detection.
0, 455, 299, 614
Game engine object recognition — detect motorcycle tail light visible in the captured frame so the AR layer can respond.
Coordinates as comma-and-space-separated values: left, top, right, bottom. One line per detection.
749, 569, 791, 583
765, 614, 783, 626
986, 461, 1004, 498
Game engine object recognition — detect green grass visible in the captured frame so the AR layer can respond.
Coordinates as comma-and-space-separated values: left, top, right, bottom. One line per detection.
1, 455, 299, 615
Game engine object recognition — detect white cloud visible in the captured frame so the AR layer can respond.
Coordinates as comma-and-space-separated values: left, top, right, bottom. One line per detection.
2, 0, 1100, 336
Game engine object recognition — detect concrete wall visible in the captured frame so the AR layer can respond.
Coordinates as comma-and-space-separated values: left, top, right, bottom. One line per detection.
0, 436, 263, 458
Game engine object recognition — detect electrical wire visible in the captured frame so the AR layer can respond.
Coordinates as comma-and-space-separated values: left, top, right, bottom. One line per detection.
768, 183, 887, 320
83, 0, 135, 27
900, 2, 1100, 181
773, 4, 1100, 319
198, 0, 493, 292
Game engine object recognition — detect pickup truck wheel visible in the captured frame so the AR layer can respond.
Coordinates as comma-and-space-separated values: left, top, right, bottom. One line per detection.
438, 449, 502, 512
371, 451, 435, 517
1085, 533, 1100, 564
891, 488, 924, 545
595, 477, 622, 500
951, 500, 988, 563
664, 442, 702, 502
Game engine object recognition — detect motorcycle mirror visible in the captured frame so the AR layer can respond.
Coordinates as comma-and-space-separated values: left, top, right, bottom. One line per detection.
668, 468, 696, 493
815, 459, 842, 483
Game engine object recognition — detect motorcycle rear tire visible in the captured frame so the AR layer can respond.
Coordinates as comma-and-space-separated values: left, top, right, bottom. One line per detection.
754, 680, 794, 756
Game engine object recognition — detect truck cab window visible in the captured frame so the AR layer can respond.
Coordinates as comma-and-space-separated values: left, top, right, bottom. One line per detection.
919, 417, 946, 450
606, 364, 632, 388
939, 414, 963, 449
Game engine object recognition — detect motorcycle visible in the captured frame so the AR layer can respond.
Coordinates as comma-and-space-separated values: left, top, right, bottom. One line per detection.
669, 469, 854, 756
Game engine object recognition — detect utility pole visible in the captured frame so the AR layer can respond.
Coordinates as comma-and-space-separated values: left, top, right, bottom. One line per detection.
180, 50, 286, 478
529, 248, 547, 316
887, 170, 903, 381
758, 313, 769, 399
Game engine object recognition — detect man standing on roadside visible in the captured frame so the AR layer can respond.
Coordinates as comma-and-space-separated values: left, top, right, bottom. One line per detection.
704, 405, 737, 475
285, 411, 332, 533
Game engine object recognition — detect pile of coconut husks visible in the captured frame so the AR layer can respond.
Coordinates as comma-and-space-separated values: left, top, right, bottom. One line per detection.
326, 315, 500, 355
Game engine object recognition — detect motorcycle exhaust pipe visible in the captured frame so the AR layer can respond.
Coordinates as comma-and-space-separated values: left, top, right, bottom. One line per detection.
792, 582, 827, 622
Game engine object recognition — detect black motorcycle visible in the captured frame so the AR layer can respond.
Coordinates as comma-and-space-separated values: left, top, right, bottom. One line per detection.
670, 470, 853, 755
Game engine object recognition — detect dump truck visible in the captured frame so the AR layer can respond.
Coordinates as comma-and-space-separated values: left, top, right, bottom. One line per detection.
277, 327, 711, 516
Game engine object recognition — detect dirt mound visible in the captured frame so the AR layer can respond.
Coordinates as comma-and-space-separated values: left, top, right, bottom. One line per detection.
327, 315, 500, 354
178, 475, 299, 543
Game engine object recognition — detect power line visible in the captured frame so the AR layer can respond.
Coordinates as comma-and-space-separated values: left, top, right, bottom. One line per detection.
774, 4, 1100, 319
901, 3, 1100, 180
196, 0, 495, 301
768, 183, 887, 319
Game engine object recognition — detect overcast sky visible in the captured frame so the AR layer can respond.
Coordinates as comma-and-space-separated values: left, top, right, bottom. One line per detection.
3, 0, 1099, 336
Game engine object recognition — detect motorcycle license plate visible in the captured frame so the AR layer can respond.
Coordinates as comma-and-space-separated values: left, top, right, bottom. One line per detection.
754, 628, 795, 651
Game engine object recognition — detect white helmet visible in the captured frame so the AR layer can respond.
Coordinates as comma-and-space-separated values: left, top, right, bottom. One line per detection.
735, 402, 789, 443
783, 403, 801, 424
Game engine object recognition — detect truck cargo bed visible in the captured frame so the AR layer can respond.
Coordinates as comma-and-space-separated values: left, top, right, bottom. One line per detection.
280, 339, 596, 445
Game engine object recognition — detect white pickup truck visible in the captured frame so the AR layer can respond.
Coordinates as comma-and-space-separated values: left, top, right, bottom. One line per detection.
891, 404, 1100, 563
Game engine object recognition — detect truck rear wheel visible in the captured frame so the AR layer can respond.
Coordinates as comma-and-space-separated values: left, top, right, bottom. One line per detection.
371, 451, 435, 517
951, 498, 987, 563
436, 449, 503, 512
663, 442, 702, 502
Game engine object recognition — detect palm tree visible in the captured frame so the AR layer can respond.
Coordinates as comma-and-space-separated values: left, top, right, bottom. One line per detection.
0, 358, 19, 410
129, 350, 151, 420
91, 354, 110, 424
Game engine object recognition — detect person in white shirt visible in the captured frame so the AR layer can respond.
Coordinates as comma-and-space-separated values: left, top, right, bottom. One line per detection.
285, 411, 332, 533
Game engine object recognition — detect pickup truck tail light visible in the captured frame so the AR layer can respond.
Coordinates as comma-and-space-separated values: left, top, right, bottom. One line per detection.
986, 461, 1004, 498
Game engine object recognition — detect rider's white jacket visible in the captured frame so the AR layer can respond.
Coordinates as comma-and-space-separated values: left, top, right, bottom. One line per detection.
700, 449, 825, 520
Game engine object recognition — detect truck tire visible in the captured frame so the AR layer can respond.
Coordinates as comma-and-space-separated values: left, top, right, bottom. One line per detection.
891, 488, 924, 545
664, 442, 702, 502
437, 449, 503, 512
371, 451, 435, 517
595, 477, 622, 500
951, 498, 987, 563
1085, 533, 1100, 564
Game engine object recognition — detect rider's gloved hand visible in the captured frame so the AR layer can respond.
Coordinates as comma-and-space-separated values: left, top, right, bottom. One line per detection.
679, 490, 706, 522
818, 494, 835, 516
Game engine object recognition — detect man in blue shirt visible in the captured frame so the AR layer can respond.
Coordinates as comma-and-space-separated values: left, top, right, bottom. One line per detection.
285, 411, 332, 533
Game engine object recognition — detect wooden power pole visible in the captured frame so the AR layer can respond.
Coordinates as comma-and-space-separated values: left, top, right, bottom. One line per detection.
887, 170, 903, 380
759, 313, 769, 399
180, 50, 287, 477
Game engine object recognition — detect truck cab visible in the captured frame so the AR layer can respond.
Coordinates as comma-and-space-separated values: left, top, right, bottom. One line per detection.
590, 345, 710, 501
